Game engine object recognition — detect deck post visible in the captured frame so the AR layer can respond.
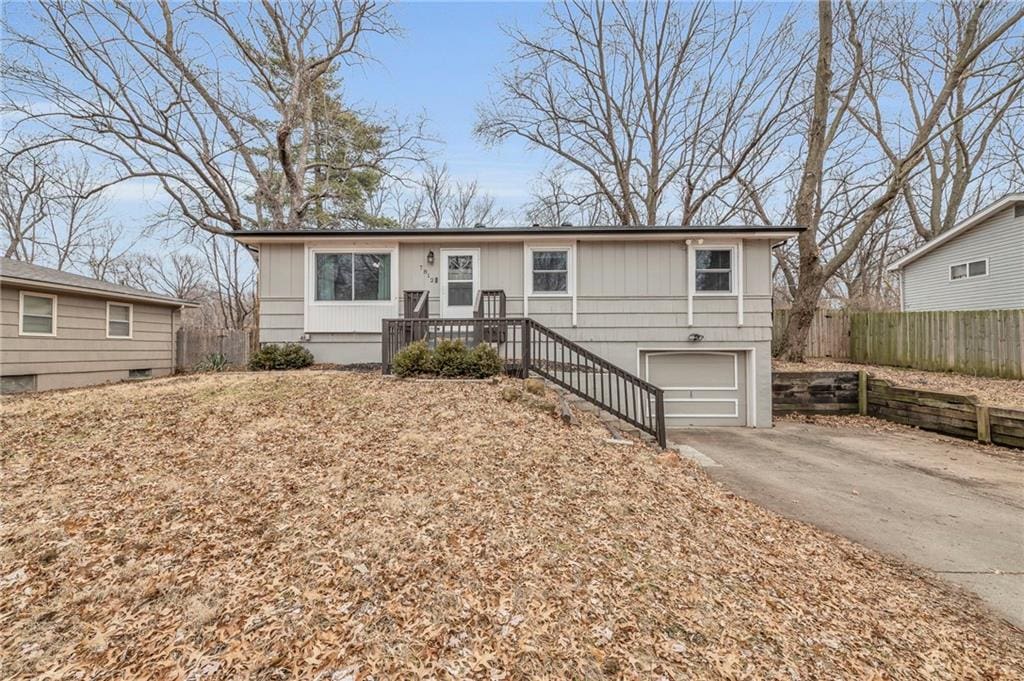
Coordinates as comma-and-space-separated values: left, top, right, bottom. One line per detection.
655, 387, 667, 450
521, 320, 532, 378
858, 370, 868, 415
381, 321, 391, 374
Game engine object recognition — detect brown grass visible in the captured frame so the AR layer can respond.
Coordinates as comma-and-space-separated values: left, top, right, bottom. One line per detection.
1, 371, 1021, 679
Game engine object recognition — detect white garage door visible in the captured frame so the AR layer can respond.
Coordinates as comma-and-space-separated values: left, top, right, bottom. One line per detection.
643, 351, 747, 427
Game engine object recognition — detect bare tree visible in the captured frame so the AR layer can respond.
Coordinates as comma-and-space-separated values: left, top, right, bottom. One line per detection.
476, 0, 809, 226
3, 1, 426, 236
204, 237, 256, 329
0, 148, 48, 260
777, 0, 1024, 360
523, 168, 613, 226
887, 5, 1024, 240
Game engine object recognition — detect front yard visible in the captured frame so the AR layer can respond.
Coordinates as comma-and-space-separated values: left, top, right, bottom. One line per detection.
2, 372, 1021, 679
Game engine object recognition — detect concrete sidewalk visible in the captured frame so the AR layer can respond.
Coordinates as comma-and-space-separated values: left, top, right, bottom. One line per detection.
670, 420, 1024, 627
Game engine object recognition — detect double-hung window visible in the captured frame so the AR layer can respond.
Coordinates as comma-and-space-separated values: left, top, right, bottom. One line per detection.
694, 248, 734, 293
315, 252, 392, 301
19, 292, 56, 336
530, 249, 570, 294
107, 302, 132, 338
949, 259, 987, 281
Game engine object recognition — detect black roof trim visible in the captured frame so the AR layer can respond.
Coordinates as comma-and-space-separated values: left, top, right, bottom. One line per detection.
230, 224, 803, 238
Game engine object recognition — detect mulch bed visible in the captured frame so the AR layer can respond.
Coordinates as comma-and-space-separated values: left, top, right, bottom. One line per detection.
2, 371, 1022, 679
773, 359, 1024, 410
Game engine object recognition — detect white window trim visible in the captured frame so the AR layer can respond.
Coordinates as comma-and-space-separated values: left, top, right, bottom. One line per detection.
692, 244, 737, 297
439, 247, 481, 317
307, 245, 399, 307
948, 258, 989, 281
106, 301, 134, 339
525, 245, 574, 297
524, 242, 577, 326
18, 290, 57, 337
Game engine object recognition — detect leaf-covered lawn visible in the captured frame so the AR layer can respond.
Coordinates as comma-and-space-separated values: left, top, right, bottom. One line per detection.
1, 371, 1021, 679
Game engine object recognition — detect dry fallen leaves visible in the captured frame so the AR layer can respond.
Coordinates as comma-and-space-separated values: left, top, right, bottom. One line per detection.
1, 371, 1022, 679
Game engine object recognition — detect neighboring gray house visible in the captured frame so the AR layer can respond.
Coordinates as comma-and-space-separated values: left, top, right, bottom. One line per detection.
0, 258, 196, 393
232, 225, 799, 428
889, 194, 1024, 312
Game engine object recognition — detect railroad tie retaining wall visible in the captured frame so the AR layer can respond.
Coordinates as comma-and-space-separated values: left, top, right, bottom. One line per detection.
772, 371, 1024, 450
772, 371, 860, 415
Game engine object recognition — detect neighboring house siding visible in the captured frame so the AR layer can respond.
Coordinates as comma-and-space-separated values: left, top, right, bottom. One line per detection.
255, 237, 775, 426
0, 283, 179, 391
902, 205, 1024, 311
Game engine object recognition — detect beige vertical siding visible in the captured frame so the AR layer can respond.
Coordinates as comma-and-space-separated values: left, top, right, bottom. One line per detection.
1, 283, 178, 390
255, 237, 779, 425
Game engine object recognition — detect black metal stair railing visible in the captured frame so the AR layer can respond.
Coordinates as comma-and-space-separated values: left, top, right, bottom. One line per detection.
382, 310, 666, 448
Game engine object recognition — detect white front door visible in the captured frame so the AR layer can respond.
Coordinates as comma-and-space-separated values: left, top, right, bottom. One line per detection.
440, 249, 480, 317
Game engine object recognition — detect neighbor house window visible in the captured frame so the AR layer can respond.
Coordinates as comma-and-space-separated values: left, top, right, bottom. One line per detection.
19, 292, 56, 336
531, 249, 570, 293
315, 252, 392, 301
949, 259, 987, 280
107, 302, 132, 338
694, 248, 733, 293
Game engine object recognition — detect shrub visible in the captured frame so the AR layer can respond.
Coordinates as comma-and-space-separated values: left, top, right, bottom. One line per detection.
248, 343, 314, 371
428, 339, 469, 377
392, 340, 432, 377
465, 343, 503, 378
195, 353, 228, 372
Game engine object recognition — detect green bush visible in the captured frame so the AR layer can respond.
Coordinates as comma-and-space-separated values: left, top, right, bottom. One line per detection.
392, 340, 432, 377
428, 339, 469, 377
465, 343, 503, 378
248, 343, 314, 371
195, 352, 229, 372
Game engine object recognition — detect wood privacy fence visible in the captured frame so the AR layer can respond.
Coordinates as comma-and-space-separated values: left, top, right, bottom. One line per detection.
848, 310, 1024, 379
772, 309, 850, 359
175, 328, 256, 370
774, 308, 1024, 379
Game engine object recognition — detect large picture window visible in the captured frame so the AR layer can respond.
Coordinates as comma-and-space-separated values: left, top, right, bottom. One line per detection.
694, 248, 733, 293
315, 252, 391, 301
532, 250, 569, 293
19, 292, 56, 336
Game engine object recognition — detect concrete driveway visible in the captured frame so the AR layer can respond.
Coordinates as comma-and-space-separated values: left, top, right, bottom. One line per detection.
670, 420, 1024, 627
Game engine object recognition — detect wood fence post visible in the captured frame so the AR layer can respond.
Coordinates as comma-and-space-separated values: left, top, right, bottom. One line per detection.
858, 370, 867, 416
977, 405, 991, 444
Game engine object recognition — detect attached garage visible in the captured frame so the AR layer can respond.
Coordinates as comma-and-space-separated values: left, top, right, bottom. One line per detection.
641, 350, 750, 427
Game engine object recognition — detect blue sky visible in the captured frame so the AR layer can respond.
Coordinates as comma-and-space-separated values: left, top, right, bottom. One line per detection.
343, 2, 550, 206
2, 1, 554, 227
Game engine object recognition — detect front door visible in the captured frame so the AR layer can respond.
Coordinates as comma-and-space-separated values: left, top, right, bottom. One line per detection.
440, 249, 479, 317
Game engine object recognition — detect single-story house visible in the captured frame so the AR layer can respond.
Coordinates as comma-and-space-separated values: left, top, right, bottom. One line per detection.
889, 193, 1024, 311
0, 257, 196, 393
232, 224, 800, 428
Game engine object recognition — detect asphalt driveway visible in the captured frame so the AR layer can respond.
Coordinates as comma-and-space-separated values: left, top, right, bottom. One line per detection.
670, 420, 1024, 627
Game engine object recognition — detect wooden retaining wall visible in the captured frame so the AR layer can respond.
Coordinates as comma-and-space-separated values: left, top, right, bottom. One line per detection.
865, 379, 978, 440
772, 371, 1024, 450
772, 372, 859, 415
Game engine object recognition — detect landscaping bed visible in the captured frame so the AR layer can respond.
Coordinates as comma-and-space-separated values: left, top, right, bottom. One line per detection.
774, 359, 1024, 410
2, 372, 1022, 678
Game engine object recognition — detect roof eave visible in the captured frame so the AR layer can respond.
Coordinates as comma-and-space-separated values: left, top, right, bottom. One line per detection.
888, 193, 1023, 271
0, 275, 199, 308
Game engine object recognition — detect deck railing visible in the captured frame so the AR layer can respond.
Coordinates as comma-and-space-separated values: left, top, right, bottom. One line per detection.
382, 316, 666, 448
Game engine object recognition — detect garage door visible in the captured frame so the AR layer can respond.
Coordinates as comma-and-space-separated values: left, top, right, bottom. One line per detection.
642, 351, 746, 427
